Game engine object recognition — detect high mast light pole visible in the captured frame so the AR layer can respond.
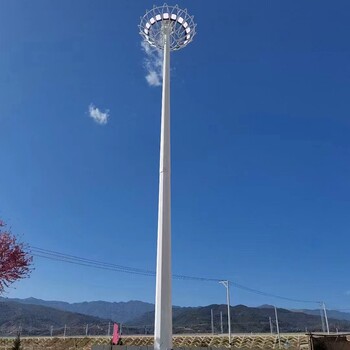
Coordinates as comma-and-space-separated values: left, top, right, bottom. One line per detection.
139, 5, 196, 350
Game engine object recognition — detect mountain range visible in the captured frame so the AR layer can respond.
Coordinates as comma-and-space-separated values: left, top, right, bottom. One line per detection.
130, 304, 350, 334
297, 309, 350, 322
0, 300, 113, 336
0, 297, 153, 323
1, 297, 350, 335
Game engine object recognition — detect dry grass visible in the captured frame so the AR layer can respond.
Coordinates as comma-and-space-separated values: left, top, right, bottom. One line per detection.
0, 334, 309, 350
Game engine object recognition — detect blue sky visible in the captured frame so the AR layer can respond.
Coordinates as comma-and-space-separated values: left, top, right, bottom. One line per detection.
0, 0, 350, 311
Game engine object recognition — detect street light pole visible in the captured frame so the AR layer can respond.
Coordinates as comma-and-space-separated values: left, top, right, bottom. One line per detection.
322, 302, 330, 334
139, 6, 196, 350
154, 21, 172, 350
220, 311, 224, 334
269, 317, 273, 335
274, 306, 281, 348
220, 280, 232, 346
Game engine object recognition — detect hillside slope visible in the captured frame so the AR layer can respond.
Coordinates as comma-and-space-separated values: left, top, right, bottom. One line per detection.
130, 304, 350, 334
0, 301, 112, 336
0, 297, 153, 323
296, 308, 350, 322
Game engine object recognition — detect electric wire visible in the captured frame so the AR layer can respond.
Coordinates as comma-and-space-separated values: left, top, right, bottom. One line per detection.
31, 246, 321, 305
31, 246, 155, 276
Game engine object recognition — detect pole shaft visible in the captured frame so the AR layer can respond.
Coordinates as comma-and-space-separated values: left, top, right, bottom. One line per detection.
323, 302, 330, 334
220, 311, 223, 334
211, 309, 214, 334
269, 317, 273, 335
274, 307, 280, 348
154, 23, 172, 350
320, 306, 326, 332
226, 281, 231, 345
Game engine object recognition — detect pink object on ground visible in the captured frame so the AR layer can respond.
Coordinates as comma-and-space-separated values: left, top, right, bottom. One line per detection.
112, 323, 119, 345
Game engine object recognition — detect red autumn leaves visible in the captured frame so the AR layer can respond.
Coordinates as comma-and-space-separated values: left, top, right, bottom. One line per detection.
0, 220, 33, 293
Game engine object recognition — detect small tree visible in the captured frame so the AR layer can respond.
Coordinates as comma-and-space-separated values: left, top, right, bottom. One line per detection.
0, 220, 33, 293
12, 332, 21, 350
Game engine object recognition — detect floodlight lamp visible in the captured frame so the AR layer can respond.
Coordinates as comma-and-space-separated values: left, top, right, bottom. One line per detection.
139, 4, 197, 51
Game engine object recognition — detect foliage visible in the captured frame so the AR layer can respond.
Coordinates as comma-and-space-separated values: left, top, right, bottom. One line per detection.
0, 219, 33, 293
12, 332, 21, 350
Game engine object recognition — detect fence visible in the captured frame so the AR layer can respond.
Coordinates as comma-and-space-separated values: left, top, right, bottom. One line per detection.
0, 319, 331, 339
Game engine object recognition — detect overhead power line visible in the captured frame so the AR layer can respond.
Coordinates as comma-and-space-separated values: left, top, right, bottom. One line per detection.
30, 246, 221, 282
228, 281, 321, 304
30, 246, 320, 305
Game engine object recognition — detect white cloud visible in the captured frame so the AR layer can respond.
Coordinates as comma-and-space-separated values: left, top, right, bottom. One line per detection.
146, 71, 162, 87
88, 104, 109, 125
141, 41, 163, 87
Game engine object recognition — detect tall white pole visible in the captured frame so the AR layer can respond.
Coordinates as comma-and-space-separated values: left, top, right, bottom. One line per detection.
269, 317, 273, 335
227, 282, 232, 345
220, 311, 224, 334
220, 280, 232, 346
320, 305, 326, 332
323, 302, 330, 334
274, 306, 281, 348
154, 22, 172, 350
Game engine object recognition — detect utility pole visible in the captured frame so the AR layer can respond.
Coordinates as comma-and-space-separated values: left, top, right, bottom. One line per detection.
50, 325, 53, 337
219, 280, 232, 346
320, 307, 326, 332
63, 324, 66, 338
108, 322, 111, 336
274, 306, 281, 348
269, 317, 273, 335
85, 324, 89, 336
220, 311, 224, 334
322, 302, 330, 334
211, 309, 214, 334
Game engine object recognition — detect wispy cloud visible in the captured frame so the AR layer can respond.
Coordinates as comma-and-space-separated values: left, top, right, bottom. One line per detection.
88, 104, 109, 125
345, 290, 350, 296
141, 41, 163, 87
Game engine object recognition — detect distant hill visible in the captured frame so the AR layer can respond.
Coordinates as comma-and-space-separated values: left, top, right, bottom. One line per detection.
258, 304, 275, 309
295, 309, 350, 322
0, 300, 112, 336
130, 304, 350, 334
0, 297, 154, 323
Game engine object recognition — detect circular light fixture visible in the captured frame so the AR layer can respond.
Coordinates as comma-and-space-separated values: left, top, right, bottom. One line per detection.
139, 4, 196, 51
